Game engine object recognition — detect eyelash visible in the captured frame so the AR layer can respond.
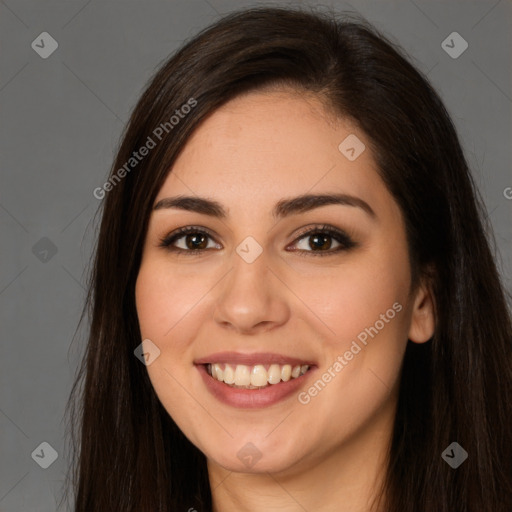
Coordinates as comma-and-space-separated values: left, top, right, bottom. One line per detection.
158, 224, 357, 257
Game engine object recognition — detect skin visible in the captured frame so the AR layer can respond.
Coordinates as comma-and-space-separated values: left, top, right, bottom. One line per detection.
135, 88, 436, 512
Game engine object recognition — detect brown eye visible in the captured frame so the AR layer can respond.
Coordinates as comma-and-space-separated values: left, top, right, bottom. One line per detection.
307, 233, 335, 250
159, 226, 221, 253
183, 232, 208, 250
289, 225, 357, 256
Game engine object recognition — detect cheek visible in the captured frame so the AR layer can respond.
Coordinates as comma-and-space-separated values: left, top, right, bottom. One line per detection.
134, 260, 200, 395
135, 260, 210, 435
296, 278, 409, 446
289, 238, 411, 417
287, 246, 411, 350
135, 259, 207, 341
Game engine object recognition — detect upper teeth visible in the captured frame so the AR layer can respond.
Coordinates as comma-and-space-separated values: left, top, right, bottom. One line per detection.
207, 363, 310, 388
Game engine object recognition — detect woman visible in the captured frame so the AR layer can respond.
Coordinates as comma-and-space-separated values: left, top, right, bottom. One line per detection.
64, 6, 512, 511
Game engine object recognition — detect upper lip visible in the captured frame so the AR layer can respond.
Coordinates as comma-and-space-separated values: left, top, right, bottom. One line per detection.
194, 351, 315, 367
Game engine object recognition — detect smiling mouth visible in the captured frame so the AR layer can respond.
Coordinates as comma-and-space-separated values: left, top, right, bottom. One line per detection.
205, 362, 311, 389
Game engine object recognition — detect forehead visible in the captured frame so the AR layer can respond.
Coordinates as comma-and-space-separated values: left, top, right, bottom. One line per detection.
155, 89, 387, 216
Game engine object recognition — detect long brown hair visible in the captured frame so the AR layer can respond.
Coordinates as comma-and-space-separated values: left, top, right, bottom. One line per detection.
62, 6, 512, 511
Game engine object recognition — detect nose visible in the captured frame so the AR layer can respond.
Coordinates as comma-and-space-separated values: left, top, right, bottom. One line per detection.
213, 250, 291, 335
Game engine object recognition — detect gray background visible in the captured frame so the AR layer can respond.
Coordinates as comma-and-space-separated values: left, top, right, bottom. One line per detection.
1, 1, 510, 510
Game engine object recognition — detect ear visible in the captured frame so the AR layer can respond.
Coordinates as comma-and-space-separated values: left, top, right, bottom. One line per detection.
408, 277, 436, 344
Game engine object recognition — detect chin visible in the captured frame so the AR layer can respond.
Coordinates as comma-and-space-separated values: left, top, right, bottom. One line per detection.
204, 438, 305, 475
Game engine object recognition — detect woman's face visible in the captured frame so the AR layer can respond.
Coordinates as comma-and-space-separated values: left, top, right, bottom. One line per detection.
135, 89, 434, 475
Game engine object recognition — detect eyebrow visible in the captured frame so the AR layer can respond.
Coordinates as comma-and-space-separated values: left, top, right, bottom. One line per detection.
153, 193, 376, 220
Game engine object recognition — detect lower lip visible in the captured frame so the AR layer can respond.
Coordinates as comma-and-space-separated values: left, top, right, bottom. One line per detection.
196, 364, 315, 409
